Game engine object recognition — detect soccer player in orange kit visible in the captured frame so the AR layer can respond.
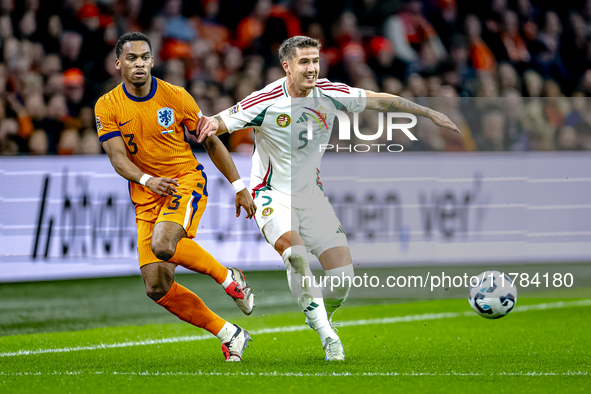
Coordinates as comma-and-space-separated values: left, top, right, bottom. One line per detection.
95, 32, 256, 362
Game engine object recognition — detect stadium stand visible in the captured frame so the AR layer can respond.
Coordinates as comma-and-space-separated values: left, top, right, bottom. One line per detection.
1, 0, 591, 155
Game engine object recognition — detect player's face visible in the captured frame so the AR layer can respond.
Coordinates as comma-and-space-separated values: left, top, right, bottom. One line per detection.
286, 47, 320, 92
115, 41, 153, 88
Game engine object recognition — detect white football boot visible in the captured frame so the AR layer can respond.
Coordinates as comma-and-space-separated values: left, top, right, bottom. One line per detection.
225, 267, 255, 315
221, 325, 252, 362
323, 337, 345, 361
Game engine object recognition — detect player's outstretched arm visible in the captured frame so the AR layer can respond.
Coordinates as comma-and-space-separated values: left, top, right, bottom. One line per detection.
102, 136, 179, 197
201, 134, 256, 219
364, 91, 461, 134
195, 115, 229, 143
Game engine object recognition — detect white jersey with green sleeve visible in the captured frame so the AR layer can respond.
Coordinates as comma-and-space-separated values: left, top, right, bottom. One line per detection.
219, 77, 367, 208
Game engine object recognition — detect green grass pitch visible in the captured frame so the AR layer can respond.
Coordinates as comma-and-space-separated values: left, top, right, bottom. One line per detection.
0, 270, 590, 393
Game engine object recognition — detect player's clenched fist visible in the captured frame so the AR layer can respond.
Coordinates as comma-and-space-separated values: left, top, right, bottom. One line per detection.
236, 189, 256, 219
146, 177, 179, 197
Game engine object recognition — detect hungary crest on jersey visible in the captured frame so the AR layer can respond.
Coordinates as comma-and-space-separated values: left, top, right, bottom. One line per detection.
276, 114, 291, 127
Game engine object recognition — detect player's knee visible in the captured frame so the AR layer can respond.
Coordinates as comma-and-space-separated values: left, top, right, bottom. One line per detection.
274, 236, 291, 256
151, 239, 176, 262
145, 282, 171, 301
328, 264, 354, 290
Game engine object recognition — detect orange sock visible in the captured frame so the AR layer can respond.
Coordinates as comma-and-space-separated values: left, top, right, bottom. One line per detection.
156, 281, 226, 335
169, 238, 228, 284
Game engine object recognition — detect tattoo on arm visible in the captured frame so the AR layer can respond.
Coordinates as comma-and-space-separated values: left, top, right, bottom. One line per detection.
383, 97, 428, 116
385, 102, 398, 112
397, 97, 419, 111
213, 114, 229, 134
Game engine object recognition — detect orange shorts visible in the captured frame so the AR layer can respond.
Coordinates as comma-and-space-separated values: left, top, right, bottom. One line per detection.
135, 168, 208, 268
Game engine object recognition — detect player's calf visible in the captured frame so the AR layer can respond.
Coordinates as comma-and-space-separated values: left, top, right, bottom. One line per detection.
322, 264, 354, 321
282, 246, 339, 347
142, 262, 175, 301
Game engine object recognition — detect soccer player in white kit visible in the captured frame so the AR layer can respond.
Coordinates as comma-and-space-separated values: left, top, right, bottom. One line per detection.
196, 36, 460, 360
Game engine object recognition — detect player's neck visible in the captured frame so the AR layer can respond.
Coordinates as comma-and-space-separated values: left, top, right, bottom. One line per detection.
285, 78, 311, 98
124, 76, 153, 98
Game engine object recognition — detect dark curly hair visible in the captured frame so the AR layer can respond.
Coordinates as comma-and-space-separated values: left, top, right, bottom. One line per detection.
115, 32, 152, 59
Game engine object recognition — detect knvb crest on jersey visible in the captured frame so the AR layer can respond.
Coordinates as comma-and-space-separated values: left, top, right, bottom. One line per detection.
157, 107, 175, 128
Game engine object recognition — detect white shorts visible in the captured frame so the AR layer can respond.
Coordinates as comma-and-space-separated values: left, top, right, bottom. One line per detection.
253, 188, 348, 258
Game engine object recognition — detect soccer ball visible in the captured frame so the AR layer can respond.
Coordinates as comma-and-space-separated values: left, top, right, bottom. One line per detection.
468, 270, 518, 319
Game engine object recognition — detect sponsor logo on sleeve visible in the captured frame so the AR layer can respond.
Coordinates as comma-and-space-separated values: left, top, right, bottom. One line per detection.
229, 104, 240, 115
96, 116, 103, 131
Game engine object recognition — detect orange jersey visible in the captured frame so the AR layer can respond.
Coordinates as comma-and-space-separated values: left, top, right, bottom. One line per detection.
95, 77, 202, 209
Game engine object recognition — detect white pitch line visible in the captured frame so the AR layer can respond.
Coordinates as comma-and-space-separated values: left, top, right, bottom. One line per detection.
1, 300, 590, 358
0, 371, 588, 377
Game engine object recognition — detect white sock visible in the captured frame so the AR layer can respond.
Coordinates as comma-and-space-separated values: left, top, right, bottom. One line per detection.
322, 265, 354, 321
282, 246, 338, 345
216, 321, 238, 342
221, 269, 233, 290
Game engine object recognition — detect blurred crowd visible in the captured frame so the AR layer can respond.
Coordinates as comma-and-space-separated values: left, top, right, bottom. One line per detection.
2, 0, 591, 156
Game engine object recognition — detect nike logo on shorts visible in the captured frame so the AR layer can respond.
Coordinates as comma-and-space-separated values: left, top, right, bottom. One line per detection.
162, 212, 175, 215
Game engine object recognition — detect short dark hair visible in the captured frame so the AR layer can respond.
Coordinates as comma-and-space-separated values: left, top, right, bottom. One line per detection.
116, 32, 152, 59
278, 36, 321, 63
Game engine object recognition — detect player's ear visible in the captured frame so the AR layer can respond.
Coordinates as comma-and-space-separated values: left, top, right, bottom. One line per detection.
282, 60, 290, 75
115, 58, 121, 70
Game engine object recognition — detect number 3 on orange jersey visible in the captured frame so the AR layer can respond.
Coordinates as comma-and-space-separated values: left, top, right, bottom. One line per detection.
123, 133, 138, 154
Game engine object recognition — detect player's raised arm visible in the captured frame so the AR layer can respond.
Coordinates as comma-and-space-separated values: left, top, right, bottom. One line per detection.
201, 134, 256, 219
101, 136, 179, 197
364, 90, 461, 134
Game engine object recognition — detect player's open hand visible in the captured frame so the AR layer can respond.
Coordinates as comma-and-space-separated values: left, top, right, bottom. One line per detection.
196, 116, 219, 143
146, 177, 179, 197
235, 189, 256, 219
429, 110, 461, 134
